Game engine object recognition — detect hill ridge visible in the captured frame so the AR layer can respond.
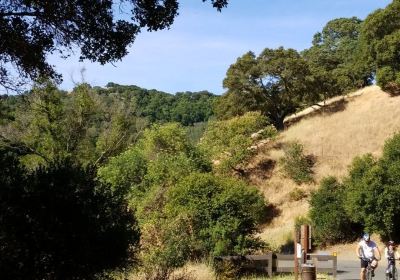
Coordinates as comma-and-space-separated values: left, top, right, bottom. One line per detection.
248, 85, 400, 249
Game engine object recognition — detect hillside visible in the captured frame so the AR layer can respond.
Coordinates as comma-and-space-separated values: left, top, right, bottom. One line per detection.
247, 86, 400, 249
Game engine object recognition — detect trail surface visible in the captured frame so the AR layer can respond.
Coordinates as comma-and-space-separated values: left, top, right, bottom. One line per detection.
337, 259, 387, 280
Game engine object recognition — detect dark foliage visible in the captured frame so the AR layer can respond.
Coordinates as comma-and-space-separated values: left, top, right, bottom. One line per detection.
344, 134, 400, 239
360, 0, 400, 94
309, 176, 361, 245
0, 94, 23, 124
0, 149, 140, 280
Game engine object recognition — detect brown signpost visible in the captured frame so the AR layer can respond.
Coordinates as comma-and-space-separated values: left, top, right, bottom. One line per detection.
301, 225, 310, 263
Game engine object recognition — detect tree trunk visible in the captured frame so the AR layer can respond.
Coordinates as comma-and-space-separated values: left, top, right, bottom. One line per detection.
269, 114, 285, 130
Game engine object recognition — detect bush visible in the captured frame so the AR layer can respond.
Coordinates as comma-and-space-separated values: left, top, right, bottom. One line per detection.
165, 173, 268, 258
0, 150, 140, 280
97, 147, 148, 196
288, 188, 307, 202
199, 111, 276, 173
310, 176, 361, 245
281, 142, 314, 184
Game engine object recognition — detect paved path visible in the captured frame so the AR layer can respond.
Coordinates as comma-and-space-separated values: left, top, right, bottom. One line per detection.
337, 259, 387, 280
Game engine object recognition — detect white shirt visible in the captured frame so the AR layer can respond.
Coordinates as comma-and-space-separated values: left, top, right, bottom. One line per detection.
359, 240, 377, 259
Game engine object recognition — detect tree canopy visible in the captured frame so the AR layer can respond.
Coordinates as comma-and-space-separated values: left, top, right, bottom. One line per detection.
303, 17, 373, 97
217, 47, 316, 130
0, 0, 228, 91
361, 0, 400, 95
0, 81, 216, 169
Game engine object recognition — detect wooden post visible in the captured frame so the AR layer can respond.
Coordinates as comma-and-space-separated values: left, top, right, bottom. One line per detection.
267, 253, 273, 277
301, 225, 310, 264
294, 228, 299, 280
333, 254, 337, 279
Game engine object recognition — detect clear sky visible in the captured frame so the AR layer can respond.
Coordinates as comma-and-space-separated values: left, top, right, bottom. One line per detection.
49, 0, 392, 95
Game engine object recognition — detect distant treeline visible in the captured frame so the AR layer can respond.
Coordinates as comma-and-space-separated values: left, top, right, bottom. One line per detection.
1, 82, 217, 126
95, 82, 217, 126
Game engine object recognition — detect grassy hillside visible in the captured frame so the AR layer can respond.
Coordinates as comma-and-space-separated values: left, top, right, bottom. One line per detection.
247, 85, 400, 249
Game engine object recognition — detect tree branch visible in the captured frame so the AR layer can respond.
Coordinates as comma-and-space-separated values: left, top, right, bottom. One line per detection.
0, 134, 50, 162
0, 11, 40, 17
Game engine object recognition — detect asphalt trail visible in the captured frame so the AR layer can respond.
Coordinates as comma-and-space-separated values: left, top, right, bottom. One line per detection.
337, 259, 388, 280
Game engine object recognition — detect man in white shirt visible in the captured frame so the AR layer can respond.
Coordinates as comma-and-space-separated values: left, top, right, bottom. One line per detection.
356, 233, 381, 280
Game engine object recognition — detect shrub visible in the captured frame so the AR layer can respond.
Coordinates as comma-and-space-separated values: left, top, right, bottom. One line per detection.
97, 147, 148, 196
165, 173, 268, 258
281, 142, 314, 184
310, 176, 361, 246
289, 188, 307, 202
199, 111, 276, 173
0, 150, 140, 280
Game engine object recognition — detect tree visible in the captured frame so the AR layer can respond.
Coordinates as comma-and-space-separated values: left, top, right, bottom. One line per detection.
303, 17, 373, 97
0, 81, 68, 168
309, 176, 361, 245
344, 134, 400, 240
0, 81, 146, 169
218, 48, 316, 130
0, 0, 228, 91
360, 0, 400, 95
98, 122, 212, 279
0, 149, 140, 280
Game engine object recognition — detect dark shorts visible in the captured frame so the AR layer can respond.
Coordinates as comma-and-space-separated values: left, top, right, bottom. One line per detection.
361, 259, 369, 268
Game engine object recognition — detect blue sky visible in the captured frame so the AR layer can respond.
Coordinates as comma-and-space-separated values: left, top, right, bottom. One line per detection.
49, 0, 392, 95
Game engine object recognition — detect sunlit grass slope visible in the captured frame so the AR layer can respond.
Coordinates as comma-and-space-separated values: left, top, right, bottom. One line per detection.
248, 85, 400, 248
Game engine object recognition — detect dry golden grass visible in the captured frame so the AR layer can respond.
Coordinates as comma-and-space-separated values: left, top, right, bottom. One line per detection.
283, 86, 400, 179
249, 86, 400, 249
172, 262, 216, 280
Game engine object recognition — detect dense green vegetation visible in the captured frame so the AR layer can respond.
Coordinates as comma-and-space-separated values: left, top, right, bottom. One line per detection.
303, 17, 373, 97
98, 83, 216, 125
310, 133, 400, 245
98, 122, 269, 279
309, 177, 362, 245
215, 22, 372, 130
0, 82, 217, 169
361, 0, 400, 95
199, 112, 277, 174
216, 48, 316, 130
0, 149, 139, 280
